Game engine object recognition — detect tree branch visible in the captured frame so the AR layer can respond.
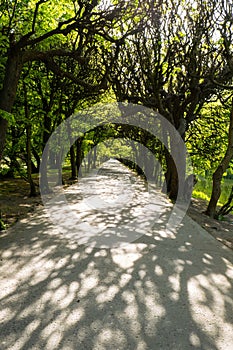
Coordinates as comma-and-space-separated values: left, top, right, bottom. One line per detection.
22, 49, 87, 64
42, 57, 107, 92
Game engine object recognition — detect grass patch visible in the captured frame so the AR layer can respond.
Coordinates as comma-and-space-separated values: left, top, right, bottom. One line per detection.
193, 177, 233, 213
192, 189, 210, 202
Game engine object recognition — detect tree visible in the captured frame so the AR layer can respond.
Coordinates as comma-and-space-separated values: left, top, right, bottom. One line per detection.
205, 98, 233, 218
186, 99, 230, 176
0, 0, 145, 164
23, 81, 37, 196
109, 0, 233, 199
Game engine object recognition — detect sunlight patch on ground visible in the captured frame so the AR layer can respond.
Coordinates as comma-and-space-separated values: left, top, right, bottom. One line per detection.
188, 274, 233, 341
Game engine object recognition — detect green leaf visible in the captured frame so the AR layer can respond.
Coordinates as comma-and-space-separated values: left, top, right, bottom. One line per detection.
0, 109, 15, 125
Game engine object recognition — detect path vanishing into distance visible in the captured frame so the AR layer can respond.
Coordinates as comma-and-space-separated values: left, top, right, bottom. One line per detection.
0, 160, 233, 350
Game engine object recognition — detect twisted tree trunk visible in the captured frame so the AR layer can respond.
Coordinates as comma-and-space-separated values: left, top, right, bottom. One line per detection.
0, 50, 23, 164
217, 186, 233, 217
205, 98, 233, 218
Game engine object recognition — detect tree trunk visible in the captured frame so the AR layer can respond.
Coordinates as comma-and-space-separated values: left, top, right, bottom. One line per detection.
31, 147, 41, 172
56, 127, 65, 186
67, 119, 77, 179
26, 123, 37, 197
164, 145, 187, 201
205, 98, 233, 218
167, 161, 179, 200
0, 49, 23, 164
87, 150, 92, 172
76, 139, 83, 177
70, 144, 77, 179
23, 82, 37, 197
163, 148, 179, 200
93, 146, 97, 169
42, 113, 52, 148
39, 112, 53, 193
217, 186, 233, 217
0, 118, 8, 164
40, 145, 51, 194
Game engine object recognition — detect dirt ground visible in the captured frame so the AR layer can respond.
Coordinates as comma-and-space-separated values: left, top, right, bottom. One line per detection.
187, 198, 233, 250
0, 177, 42, 227
0, 177, 233, 250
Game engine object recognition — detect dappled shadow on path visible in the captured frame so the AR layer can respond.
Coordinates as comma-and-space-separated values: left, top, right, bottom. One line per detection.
41, 159, 176, 249
0, 208, 233, 350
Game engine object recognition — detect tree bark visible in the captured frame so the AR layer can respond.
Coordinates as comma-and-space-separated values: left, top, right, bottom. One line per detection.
40, 145, 50, 194
87, 150, 92, 172
0, 118, 8, 165
31, 147, 41, 172
164, 150, 179, 200
67, 119, 77, 179
205, 98, 233, 218
217, 186, 233, 217
0, 49, 23, 163
70, 144, 77, 179
23, 82, 37, 197
26, 123, 37, 197
93, 146, 97, 169
76, 139, 83, 177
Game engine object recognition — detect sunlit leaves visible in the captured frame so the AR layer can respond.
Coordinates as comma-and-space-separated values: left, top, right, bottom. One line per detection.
186, 97, 233, 175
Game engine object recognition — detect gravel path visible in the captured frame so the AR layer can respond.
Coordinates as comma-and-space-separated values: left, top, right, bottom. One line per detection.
0, 160, 233, 349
